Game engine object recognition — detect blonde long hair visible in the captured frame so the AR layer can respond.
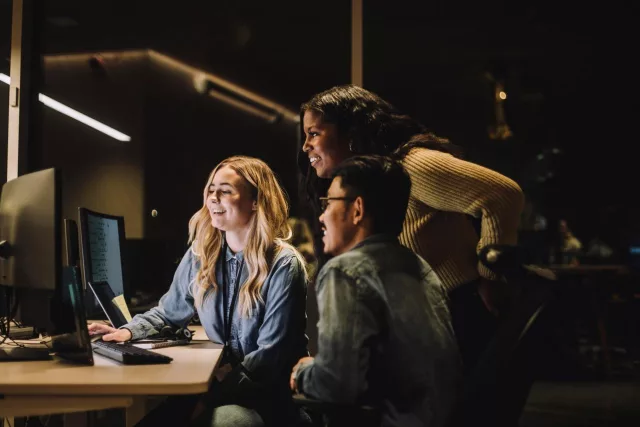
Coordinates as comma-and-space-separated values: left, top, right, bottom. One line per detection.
188, 156, 305, 317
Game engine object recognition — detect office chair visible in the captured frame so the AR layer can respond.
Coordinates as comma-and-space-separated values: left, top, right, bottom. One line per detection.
450, 244, 558, 427
292, 394, 379, 427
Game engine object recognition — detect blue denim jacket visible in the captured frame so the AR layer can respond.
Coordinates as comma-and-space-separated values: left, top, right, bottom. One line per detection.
124, 244, 308, 390
296, 235, 461, 427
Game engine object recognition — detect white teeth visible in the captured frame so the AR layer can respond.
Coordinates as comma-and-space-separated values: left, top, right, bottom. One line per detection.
212, 210, 226, 214
310, 157, 320, 165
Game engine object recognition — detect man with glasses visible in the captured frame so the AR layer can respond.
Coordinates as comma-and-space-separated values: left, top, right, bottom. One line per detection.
290, 155, 461, 427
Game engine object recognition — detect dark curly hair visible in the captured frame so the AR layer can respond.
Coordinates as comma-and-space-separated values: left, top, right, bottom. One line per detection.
297, 84, 462, 272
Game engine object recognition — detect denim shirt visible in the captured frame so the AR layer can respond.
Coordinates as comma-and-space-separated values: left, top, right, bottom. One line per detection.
296, 235, 461, 427
124, 244, 308, 389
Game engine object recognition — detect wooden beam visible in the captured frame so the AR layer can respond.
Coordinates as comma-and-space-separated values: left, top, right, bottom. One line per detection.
351, 0, 363, 86
7, 0, 40, 182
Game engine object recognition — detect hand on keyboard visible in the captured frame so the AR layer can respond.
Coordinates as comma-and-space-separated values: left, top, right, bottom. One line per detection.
88, 323, 131, 342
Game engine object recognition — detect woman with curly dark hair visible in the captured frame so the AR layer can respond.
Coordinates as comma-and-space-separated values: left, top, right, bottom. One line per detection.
298, 84, 524, 372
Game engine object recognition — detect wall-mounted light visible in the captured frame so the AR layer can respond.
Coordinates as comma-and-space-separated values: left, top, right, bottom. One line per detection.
0, 73, 131, 142
192, 73, 281, 123
150, 51, 298, 124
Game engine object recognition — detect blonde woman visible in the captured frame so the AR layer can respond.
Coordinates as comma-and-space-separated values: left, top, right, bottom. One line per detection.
89, 156, 309, 427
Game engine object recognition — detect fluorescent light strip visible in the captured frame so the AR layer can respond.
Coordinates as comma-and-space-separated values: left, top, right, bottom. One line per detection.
38, 94, 131, 141
0, 73, 131, 141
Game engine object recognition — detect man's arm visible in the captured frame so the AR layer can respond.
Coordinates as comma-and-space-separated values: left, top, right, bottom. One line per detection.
295, 266, 379, 404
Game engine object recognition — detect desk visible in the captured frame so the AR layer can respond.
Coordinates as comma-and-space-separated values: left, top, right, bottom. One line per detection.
544, 265, 630, 377
546, 265, 629, 275
0, 325, 222, 424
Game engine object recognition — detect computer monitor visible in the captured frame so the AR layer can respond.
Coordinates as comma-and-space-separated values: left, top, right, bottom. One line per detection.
78, 208, 128, 318
49, 264, 94, 365
48, 219, 93, 364
64, 218, 80, 268
0, 168, 61, 331
0, 171, 95, 363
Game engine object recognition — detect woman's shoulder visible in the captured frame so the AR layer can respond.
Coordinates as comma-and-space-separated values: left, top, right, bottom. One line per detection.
402, 146, 522, 188
174, 245, 201, 278
401, 146, 456, 166
271, 242, 307, 277
181, 245, 198, 265
273, 242, 304, 265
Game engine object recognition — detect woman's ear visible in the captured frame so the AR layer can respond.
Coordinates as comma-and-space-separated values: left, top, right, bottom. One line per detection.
346, 128, 361, 154
252, 201, 257, 211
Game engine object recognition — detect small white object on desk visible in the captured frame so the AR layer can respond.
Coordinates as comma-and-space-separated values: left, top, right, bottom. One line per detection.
113, 294, 133, 322
134, 339, 191, 350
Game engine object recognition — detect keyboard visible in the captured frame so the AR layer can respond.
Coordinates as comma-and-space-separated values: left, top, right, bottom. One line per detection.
92, 340, 173, 365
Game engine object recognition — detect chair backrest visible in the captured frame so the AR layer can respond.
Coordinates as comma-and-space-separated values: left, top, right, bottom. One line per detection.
292, 394, 380, 427
450, 245, 557, 427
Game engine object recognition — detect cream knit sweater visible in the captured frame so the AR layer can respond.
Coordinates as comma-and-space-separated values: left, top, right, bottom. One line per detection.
399, 148, 525, 291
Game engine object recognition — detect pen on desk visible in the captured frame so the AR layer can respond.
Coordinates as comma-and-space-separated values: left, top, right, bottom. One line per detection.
149, 339, 191, 349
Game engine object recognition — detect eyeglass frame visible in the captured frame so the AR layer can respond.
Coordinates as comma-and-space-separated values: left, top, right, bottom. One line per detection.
319, 196, 356, 212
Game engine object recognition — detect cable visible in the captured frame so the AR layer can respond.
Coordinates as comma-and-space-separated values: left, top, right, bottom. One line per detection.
0, 334, 50, 349
0, 289, 10, 345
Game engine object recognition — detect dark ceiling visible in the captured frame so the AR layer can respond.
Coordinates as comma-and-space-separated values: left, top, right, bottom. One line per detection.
1, 0, 636, 234
0, 1, 610, 116
2, 0, 352, 109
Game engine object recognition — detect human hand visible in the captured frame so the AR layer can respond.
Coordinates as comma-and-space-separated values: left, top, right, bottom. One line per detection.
88, 322, 117, 336
290, 356, 314, 393
88, 323, 131, 342
215, 363, 233, 382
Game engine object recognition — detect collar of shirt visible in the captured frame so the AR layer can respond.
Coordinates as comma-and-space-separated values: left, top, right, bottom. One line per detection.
224, 244, 245, 263
352, 233, 398, 251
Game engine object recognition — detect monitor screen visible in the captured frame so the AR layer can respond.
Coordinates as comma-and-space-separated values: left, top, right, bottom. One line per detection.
0, 168, 61, 332
78, 208, 127, 316
0, 168, 60, 291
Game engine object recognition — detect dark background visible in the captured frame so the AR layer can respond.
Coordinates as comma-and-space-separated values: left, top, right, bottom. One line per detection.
1, 0, 636, 290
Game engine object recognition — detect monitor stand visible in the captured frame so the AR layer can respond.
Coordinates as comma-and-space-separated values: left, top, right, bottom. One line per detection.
0, 346, 51, 361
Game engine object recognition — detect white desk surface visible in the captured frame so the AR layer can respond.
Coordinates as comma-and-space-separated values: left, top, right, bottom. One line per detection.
0, 325, 222, 396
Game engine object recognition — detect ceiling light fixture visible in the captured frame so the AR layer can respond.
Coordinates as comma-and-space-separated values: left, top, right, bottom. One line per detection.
0, 73, 131, 142
149, 51, 298, 124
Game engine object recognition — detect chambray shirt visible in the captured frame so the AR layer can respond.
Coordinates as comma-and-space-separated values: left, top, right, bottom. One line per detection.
124, 244, 308, 389
296, 235, 461, 427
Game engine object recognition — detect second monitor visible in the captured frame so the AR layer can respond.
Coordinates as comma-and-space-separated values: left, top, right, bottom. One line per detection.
78, 208, 128, 318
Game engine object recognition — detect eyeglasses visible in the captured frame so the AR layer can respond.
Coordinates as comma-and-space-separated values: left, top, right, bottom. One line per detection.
319, 197, 356, 212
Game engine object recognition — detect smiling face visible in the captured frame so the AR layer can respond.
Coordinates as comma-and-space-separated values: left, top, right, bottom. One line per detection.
302, 110, 352, 178
206, 166, 256, 233
319, 177, 359, 256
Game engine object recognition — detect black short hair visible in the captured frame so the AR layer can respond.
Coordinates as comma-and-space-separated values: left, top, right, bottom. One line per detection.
331, 155, 411, 236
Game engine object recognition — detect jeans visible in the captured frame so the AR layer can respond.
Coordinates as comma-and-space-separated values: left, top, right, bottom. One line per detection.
448, 279, 499, 375
134, 384, 307, 427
